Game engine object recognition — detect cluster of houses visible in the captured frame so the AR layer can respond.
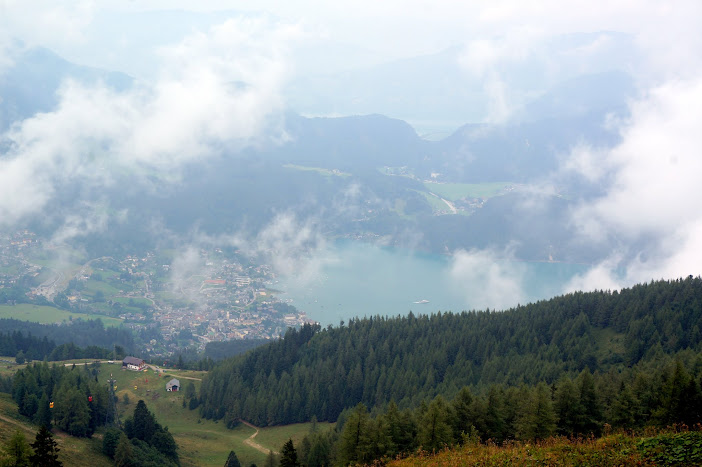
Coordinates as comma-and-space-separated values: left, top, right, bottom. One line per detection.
121, 356, 179, 392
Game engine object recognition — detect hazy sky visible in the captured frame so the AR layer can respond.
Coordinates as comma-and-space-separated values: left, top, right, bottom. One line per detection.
1, 1, 700, 80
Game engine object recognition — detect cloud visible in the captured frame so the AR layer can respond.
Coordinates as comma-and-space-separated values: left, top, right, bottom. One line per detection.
49, 201, 126, 245
236, 212, 332, 282
448, 247, 527, 310
0, 16, 297, 227
168, 245, 205, 302
564, 78, 702, 290
166, 212, 332, 295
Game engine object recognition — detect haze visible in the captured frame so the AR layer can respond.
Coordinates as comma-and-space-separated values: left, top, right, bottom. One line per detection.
1, 0, 702, 315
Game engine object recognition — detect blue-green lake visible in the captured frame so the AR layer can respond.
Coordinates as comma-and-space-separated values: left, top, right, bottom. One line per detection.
277, 241, 590, 326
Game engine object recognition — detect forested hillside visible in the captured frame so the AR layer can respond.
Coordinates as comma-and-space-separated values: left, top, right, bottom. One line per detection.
199, 276, 702, 426
0, 318, 134, 354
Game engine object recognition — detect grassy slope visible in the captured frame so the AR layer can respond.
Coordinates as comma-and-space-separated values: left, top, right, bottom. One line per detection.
112, 366, 323, 466
389, 434, 646, 467
254, 422, 334, 455
0, 361, 323, 466
0, 393, 112, 467
0, 304, 122, 326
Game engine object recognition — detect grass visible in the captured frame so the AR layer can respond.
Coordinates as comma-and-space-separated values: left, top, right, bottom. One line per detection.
111, 367, 269, 466
423, 182, 513, 201
0, 393, 112, 466
0, 360, 328, 466
0, 304, 122, 326
283, 164, 351, 177
256, 422, 334, 453
389, 429, 702, 466
112, 297, 152, 307
83, 279, 122, 297
418, 191, 455, 214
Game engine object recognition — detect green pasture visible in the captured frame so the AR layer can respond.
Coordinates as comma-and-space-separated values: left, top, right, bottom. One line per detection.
283, 164, 351, 177
256, 421, 334, 453
0, 304, 122, 326
112, 367, 268, 466
112, 296, 152, 307
418, 191, 453, 213
423, 181, 512, 200
83, 279, 122, 297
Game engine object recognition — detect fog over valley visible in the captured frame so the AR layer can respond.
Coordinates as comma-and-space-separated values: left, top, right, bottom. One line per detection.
2, 2, 702, 466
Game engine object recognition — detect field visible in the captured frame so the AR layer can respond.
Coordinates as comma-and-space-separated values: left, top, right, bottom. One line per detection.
283, 164, 351, 177
423, 181, 513, 200
0, 360, 326, 466
110, 365, 325, 466
255, 421, 333, 453
418, 191, 455, 214
0, 304, 122, 327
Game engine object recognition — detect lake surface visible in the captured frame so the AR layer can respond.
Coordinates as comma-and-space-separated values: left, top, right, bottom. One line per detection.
276, 241, 590, 326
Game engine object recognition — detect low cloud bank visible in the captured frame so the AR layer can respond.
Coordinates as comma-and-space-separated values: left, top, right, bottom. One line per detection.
0, 17, 297, 228
564, 78, 702, 292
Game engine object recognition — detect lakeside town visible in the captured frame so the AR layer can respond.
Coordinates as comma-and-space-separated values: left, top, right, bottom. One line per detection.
0, 229, 311, 356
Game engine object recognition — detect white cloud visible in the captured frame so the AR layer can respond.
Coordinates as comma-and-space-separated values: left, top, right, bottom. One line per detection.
0, 17, 297, 226
564, 78, 702, 290
242, 212, 331, 281
448, 247, 527, 310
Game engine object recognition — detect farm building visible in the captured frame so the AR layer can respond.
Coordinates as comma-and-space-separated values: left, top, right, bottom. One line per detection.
166, 378, 180, 392
122, 356, 146, 371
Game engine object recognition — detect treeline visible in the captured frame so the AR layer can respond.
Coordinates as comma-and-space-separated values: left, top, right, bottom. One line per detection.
11, 362, 112, 437
204, 338, 270, 361
297, 356, 702, 466
0, 317, 134, 351
0, 331, 116, 362
198, 276, 702, 426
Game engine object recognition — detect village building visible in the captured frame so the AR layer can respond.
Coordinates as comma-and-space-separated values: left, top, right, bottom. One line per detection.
166, 378, 180, 392
122, 356, 146, 371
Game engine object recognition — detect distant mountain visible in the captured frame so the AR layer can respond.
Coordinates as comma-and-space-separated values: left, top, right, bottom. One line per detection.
287, 31, 639, 128
5, 46, 630, 263
0, 44, 132, 130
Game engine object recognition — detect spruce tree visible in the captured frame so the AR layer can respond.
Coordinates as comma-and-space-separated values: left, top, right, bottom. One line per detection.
578, 370, 602, 435
554, 377, 583, 436
29, 425, 62, 466
279, 439, 299, 467
224, 450, 242, 467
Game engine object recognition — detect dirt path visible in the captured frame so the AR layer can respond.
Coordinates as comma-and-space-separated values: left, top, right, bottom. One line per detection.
147, 365, 203, 381
240, 420, 278, 455
0, 413, 35, 434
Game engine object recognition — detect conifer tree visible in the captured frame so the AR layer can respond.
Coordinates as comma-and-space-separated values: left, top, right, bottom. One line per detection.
2, 429, 33, 467
338, 403, 371, 465
451, 387, 475, 443
29, 425, 62, 466
515, 383, 556, 440
578, 370, 602, 435
554, 377, 583, 436
417, 395, 453, 452
114, 433, 133, 467
224, 450, 242, 467
279, 439, 299, 467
